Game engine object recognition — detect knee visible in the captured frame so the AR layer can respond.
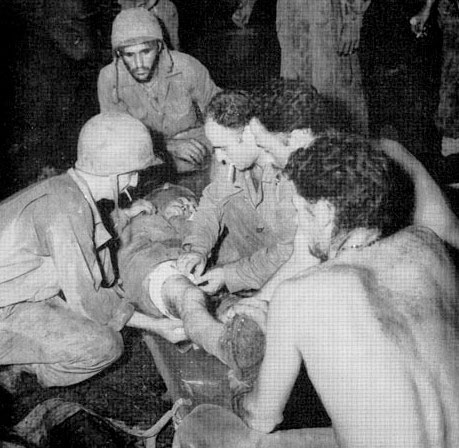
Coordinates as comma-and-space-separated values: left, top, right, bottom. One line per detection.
79, 325, 124, 369
95, 327, 124, 365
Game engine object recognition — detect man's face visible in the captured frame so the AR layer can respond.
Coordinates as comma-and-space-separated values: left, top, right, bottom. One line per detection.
249, 119, 315, 168
293, 194, 334, 261
119, 41, 160, 83
118, 172, 139, 196
204, 119, 260, 170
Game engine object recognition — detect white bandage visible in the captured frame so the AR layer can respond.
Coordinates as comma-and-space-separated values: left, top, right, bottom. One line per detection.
148, 260, 195, 320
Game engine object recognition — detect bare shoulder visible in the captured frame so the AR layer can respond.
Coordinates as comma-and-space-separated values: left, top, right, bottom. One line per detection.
271, 263, 371, 315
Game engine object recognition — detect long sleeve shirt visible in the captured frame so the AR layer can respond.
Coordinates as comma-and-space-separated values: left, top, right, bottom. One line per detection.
0, 169, 134, 331
97, 50, 220, 145
183, 164, 297, 292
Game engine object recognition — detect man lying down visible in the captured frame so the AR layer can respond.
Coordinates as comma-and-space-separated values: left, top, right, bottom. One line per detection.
117, 183, 265, 384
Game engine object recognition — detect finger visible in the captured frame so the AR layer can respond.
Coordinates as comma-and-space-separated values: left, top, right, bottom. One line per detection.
193, 261, 206, 277
188, 139, 207, 156
183, 145, 205, 164
200, 282, 218, 295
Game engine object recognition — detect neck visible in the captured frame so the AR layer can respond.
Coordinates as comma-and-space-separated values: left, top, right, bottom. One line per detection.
330, 228, 382, 259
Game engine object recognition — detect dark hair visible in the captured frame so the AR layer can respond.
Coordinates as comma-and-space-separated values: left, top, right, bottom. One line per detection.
205, 90, 256, 129
284, 132, 415, 236
251, 78, 341, 135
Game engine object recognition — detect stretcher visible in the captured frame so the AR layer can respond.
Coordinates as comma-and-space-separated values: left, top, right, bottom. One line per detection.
142, 333, 232, 420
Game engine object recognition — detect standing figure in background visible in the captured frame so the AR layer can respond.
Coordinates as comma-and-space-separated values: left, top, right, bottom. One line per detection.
411, 0, 459, 157
118, 0, 180, 49
276, 0, 369, 134
359, 0, 448, 180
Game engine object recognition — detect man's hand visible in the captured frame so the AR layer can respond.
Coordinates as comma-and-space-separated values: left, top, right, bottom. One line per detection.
150, 318, 188, 344
167, 138, 208, 173
338, 19, 361, 56
123, 199, 155, 220
219, 297, 269, 333
410, 5, 431, 38
126, 311, 188, 344
232, 0, 257, 28
176, 251, 207, 277
195, 267, 226, 295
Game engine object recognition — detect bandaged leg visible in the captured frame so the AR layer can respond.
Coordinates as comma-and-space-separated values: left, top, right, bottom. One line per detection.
155, 272, 265, 384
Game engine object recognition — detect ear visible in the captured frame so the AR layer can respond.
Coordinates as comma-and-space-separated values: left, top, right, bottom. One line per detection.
248, 117, 266, 138
289, 128, 315, 148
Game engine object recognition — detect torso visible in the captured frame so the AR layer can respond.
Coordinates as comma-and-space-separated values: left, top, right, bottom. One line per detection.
296, 226, 459, 447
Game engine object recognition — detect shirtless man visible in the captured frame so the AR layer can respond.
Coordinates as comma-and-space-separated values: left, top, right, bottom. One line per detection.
173, 133, 459, 448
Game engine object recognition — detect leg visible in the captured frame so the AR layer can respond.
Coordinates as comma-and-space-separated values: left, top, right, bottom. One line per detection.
161, 276, 265, 382
0, 297, 123, 387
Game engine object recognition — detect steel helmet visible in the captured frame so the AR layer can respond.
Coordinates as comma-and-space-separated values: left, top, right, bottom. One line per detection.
111, 8, 163, 50
76, 112, 156, 176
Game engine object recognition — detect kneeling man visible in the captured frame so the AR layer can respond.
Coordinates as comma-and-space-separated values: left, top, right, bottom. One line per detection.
175, 133, 459, 448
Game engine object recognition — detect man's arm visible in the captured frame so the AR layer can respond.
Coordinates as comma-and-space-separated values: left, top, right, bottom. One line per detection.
178, 186, 223, 274
378, 138, 459, 250
126, 310, 187, 343
222, 241, 295, 293
242, 278, 304, 432
97, 66, 127, 113
186, 54, 221, 114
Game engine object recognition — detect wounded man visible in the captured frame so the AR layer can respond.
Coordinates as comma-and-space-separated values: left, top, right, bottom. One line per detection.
117, 183, 265, 385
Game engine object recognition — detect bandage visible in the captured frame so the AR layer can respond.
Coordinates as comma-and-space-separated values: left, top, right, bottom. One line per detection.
148, 260, 195, 320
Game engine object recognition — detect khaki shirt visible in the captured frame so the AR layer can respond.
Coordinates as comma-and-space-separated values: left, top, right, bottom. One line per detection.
0, 170, 134, 330
183, 164, 297, 292
98, 50, 220, 142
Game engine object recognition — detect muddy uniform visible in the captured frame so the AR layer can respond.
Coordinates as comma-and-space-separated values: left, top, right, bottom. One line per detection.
117, 206, 188, 317
183, 164, 297, 293
0, 170, 132, 387
98, 50, 220, 155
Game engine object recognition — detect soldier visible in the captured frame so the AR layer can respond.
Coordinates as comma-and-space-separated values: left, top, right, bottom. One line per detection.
0, 112, 186, 391
98, 8, 220, 174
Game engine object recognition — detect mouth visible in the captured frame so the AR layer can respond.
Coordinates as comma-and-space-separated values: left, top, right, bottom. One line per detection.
133, 69, 149, 78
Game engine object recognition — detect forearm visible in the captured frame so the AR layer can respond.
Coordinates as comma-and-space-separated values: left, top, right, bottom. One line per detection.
182, 201, 221, 255
243, 292, 303, 432
224, 242, 294, 293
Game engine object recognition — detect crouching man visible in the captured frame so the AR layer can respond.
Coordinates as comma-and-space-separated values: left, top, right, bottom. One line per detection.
0, 112, 187, 390
173, 133, 459, 448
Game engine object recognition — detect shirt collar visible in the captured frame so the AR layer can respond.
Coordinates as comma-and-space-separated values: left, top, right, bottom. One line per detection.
67, 168, 113, 249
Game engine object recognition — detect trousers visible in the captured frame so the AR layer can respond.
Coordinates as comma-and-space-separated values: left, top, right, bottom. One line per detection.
0, 296, 123, 387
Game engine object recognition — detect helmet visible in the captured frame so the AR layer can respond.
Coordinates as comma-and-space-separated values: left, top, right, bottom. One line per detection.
76, 112, 156, 176
111, 8, 163, 50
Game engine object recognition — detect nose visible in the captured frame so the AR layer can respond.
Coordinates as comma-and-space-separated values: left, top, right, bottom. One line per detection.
133, 53, 144, 68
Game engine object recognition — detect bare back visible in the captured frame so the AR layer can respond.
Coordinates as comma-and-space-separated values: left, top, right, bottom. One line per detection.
304, 227, 459, 447
247, 226, 459, 448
